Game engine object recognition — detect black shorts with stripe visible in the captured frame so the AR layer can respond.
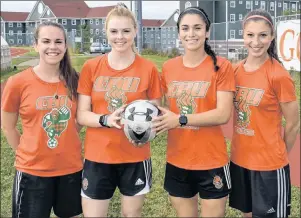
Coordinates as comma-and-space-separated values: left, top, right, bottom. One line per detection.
81, 158, 152, 200
164, 162, 231, 199
12, 170, 82, 218
229, 162, 291, 218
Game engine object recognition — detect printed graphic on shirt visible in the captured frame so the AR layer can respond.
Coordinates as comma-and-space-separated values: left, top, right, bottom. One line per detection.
93, 76, 140, 112
233, 86, 264, 136
168, 81, 211, 114
39, 95, 72, 148
36, 95, 72, 110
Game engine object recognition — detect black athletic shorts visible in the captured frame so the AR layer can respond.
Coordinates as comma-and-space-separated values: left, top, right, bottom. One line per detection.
12, 170, 82, 218
229, 162, 291, 218
164, 162, 231, 199
81, 158, 152, 200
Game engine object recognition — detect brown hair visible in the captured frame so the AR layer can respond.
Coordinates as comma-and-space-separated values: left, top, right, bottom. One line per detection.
105, 3, 138, 53
243, 9, 282, 64
34, 21, 79, 99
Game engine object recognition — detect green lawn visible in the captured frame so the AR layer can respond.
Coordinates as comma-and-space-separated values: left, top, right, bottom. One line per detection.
0, 55, 300, 217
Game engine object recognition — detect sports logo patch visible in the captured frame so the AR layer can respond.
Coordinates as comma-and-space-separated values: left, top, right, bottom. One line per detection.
213, 175, 223, 189
82, 178, 88, 190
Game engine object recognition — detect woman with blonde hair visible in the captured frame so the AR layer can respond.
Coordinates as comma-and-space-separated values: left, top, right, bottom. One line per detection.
77, 3, 162, 217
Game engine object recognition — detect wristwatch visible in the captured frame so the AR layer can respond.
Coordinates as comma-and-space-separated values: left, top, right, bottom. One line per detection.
99, 115, 110, 128
179, 114, 188, 126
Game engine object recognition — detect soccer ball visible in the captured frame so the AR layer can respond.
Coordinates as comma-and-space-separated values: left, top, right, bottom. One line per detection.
122, 100, 160, 146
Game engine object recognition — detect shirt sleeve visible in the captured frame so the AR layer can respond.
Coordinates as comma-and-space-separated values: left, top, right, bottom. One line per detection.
216, 60, 236, 92
1, 76, 21, 112
272, 71, 297, 103
77, 60, 93, 96
147, 65, 163, 100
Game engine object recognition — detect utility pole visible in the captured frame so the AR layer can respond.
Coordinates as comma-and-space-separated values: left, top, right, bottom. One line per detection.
134, 0, 142, 54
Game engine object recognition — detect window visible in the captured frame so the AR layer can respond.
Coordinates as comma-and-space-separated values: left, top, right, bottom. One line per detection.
17, 23, 22, 27
230, 30, 235, 39
230, 14, 235, 22
102, 19, 105, 24
102, 29, 106, 35
90, 29, 93, 34
173, 34, 175, 38
26, 22, 29, 27
168, 34, 170, 38
18, 39, 22, 44
81, 19, 85, 25
173, 27, 176, 31
185, 1, 191, 9
96, 29, 99, 35
151, 34, 153, 38
239, 14, 243, 20
9, 30, 13, 36
246, 1, 251, 9
283, 3, 288, 11
17, 30, 22, 35
278, 2, 282, 7
72, 29, 76, 36
96, 39, 99, 43
62, 19, 67, 25
260, 1, 265, 10
270, 2, 275, 11
230, 1, 235, 8
239, 1, 243, 4
96, 19, 99, 25
9, 39, 14, 44
71, 19, 76, 25
90, 38, 93, 43
90, 19, 93, 24
103, 39, 106, 45
9, 22, 13, 27
292, 4, 296, 12
239, 30, 243, 35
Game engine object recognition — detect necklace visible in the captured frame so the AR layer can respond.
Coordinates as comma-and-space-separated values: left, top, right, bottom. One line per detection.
54, 82, 59, 99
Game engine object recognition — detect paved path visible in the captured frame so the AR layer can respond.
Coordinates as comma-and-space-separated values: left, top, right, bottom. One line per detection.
222, 111, 300, 187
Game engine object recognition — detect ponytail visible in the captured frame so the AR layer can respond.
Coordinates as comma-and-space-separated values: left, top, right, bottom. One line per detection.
204, 38, 219, 72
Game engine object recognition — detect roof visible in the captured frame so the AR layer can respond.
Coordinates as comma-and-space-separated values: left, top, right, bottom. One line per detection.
0, 11, 29, 21
42, 1, 114, 18
86, 6, 115, 18
43, 1, 90, 18
142, 19, 165, 27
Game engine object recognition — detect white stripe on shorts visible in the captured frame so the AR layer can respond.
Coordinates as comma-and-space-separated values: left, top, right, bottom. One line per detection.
277, 167, 287, 218
223, 163, 231, 189
135, 158, 152, 196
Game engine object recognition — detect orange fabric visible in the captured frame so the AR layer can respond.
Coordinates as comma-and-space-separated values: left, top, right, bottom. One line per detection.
1, 68, 83, 177
161, 56, 236, 170
231, 58, 297, 171
77, 55, 162, 164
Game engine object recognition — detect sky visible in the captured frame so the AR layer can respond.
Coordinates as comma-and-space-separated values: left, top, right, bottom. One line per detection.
0, 1, 179, 19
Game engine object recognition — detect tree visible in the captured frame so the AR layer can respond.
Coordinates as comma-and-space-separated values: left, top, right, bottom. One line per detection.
75, 21, 91, 53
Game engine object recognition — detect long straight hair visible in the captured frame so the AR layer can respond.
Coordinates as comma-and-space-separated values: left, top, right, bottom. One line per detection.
34, 21, 79, 100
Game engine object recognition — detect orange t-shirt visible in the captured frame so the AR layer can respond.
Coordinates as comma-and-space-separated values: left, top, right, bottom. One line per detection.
77, 54, 162, 164
161, 56, 236, 170
1, 68, 83, 177
231, 58, 297, 171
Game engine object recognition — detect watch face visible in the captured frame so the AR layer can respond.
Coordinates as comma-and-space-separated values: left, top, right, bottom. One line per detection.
180, 115, 187, 125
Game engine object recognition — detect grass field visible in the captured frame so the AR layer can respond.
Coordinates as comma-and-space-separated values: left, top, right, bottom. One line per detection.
1, 55, 300, 217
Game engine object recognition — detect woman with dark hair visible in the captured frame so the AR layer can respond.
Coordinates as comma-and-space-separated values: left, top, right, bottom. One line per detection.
229, 9, 299, 218
1, 21, 83, 218
152, 7, 235, 217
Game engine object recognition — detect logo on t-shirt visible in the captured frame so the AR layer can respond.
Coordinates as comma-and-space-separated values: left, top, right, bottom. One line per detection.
234, 86, 264, 136
94, 76, 140, 112
42, 105, 71, 148
168, 81, 211, 114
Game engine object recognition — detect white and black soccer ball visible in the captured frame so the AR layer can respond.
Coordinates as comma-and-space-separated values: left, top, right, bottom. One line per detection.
122, 100, 160, 146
